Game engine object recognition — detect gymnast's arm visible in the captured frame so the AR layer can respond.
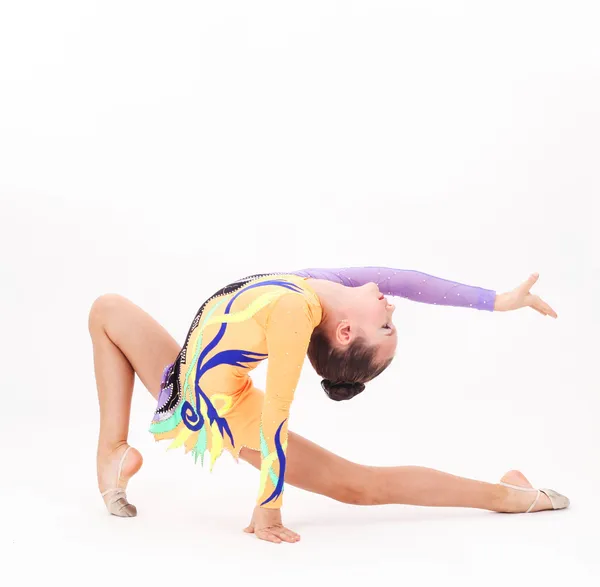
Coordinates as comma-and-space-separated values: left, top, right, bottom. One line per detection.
255, 292, 314, 509
292, 266, 496, 311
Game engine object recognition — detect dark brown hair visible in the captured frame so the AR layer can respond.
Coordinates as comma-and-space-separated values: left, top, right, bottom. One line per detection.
307, 324, 393, 401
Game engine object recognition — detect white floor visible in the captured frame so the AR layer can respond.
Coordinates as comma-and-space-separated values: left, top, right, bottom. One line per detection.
3, 396, 599, 586
3, 465, 598, 585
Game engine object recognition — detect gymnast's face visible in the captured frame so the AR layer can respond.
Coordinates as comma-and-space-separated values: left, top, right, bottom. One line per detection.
334, 281, 398, 361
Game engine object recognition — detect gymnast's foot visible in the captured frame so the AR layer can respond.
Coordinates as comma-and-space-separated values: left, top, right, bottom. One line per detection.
499, 470, 568, 513
97, 443, 143, 517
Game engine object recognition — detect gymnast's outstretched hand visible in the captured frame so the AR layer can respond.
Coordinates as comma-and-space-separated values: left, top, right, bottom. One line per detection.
494, 272, 558, 317
244, 505, 301, 544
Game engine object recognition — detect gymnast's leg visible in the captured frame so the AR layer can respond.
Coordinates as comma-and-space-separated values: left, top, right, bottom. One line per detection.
88, 294, 180, 515
239, 432, 553, 514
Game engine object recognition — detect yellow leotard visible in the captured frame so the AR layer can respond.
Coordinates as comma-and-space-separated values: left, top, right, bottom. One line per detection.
150, 273, 322, 509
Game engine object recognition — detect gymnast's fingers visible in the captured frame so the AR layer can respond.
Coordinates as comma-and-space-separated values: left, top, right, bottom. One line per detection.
278, 527, 301, 542
255, 528, 282, 544
531, 295, 557, 318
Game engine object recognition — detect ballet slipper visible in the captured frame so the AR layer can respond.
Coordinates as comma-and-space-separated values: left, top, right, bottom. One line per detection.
101, 446, 137, 517
499, 481, 570, 513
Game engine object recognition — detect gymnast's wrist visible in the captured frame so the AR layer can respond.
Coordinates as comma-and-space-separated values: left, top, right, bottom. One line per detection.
257, 500, 282, 510
493, 292, 505, 311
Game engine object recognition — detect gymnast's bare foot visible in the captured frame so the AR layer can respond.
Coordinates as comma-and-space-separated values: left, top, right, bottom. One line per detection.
97, 443, 143, 517
499, 470, 554, 513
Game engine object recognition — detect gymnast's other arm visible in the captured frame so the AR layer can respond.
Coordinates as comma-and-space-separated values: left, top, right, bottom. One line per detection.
244, 293, 314, 543
298, 267, 557, 317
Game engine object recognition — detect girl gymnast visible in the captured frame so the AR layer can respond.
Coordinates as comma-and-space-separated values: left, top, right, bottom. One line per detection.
89, 266, 569, 544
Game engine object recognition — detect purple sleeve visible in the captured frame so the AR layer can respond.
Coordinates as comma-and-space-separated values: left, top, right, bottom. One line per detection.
290, 267, 496, 311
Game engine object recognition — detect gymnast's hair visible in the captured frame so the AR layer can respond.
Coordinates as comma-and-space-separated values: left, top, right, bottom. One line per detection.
307, 324, 393, 401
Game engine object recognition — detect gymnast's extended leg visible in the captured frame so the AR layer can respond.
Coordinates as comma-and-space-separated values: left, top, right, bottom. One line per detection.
239, 433, 553, 517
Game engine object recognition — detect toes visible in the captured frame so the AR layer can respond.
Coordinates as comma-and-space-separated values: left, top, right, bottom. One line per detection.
540, 489, 570, 511
119, 503, 137, 517
110, 497, 137, 517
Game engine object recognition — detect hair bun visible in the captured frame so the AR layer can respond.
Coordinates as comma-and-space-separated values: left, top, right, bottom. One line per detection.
321, 379, 366, 401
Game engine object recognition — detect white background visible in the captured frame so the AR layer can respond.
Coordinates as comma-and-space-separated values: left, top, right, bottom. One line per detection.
1, 1, 599, 585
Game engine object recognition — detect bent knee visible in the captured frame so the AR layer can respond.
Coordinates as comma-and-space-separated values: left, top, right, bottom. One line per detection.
88, 293, 129, 333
